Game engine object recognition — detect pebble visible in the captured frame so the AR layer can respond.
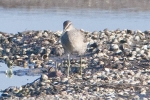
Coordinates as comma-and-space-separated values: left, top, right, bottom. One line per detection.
41, 74, 48, 81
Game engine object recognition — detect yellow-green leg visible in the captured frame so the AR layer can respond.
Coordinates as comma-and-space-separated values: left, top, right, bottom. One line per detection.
67, 54, 70, 78
80, 56, 82, 75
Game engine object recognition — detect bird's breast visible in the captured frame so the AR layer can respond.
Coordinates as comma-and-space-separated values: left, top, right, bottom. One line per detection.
61, 30, 87, 54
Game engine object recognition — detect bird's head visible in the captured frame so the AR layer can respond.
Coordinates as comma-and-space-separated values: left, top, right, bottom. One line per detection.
63, 20, 74, 32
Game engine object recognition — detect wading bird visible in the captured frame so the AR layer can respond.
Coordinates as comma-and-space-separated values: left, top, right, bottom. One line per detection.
61, 20, 87, 77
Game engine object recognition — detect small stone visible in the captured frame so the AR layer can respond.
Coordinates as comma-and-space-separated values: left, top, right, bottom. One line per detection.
143, 98, 148, 100
1, 92, 11, 97
105, 68, 110, 72
41, 74, 48, 81
40, 82, 46, 86
61, 77, 68, 83
133, 95, 140, 100
140, 88, 146, 95
61, 91, 67, 96
84, 87, 89, 91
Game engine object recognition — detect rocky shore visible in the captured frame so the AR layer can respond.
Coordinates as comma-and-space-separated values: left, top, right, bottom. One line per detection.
1, 29, 150, 100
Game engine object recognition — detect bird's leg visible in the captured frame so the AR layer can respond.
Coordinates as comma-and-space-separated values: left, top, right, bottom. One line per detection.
55, 61, 57, 73
80, 56, 82, 75
67, 54, 70, 78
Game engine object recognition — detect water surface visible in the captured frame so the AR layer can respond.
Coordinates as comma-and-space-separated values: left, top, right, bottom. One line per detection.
0, 5, 150, 33
0, 63, 39, 95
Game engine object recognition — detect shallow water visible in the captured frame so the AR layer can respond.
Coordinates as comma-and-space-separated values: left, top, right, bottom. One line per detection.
1, 0, 150, 97
0, 62, 39, 96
